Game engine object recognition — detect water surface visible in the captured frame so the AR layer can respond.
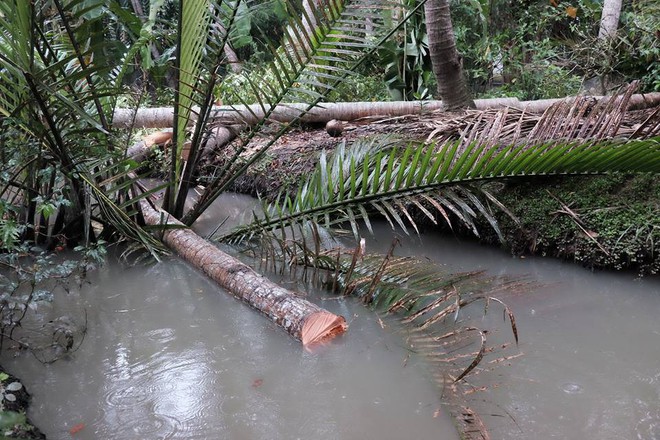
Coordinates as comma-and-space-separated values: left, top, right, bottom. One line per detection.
6, 192, 659, 440
369, 227, 660, 440
1, 197, 458, 439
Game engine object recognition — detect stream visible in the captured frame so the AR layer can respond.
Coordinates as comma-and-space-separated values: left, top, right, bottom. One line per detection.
0, 194, 456, 440
1, 256, 456, 439
2, 193, 659, 439
369, 227, 660, 440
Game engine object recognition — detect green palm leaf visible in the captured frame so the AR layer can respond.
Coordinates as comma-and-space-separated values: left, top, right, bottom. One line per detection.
177, 0, 428, 225
221, 135, 660, 244
0, 0, 169, 256
220, 87, 659, 246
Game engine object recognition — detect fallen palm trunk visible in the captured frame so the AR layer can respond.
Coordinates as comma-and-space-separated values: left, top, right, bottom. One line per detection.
113, 93, 660, 128
126, 125, 238, 162
137, 197, 347, 346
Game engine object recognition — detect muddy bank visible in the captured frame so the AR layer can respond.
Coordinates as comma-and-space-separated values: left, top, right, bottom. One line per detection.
207, 113, 659, 275
0, 367, 45, 439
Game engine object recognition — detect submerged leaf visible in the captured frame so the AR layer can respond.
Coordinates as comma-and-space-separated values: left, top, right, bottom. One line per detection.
4, 382, 21, 392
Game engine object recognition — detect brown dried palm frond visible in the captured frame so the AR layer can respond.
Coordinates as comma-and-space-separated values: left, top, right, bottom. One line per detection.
249, 232, 529, 381
432, 83, 657, 144
337, 83, 659, 145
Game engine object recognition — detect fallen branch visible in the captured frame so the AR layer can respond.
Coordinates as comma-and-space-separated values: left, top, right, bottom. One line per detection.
126, 125, 238, 162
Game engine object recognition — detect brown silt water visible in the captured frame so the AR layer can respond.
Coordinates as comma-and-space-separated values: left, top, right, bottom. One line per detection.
3, 193, 659, 440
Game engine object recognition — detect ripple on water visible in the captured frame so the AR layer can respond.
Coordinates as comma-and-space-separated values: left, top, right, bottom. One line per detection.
95, 411, 183, 440
561, 382, 584, 394
636, 416, 660, 440
103, 351, 180, 407
103, 348, 221, 435
151, 354, 222, 422
103, 372, 179, 408
145, 327, 176, 344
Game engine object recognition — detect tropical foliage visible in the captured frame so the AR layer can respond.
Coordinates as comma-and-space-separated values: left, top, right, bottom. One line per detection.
451, 0, 659, 97
0, 4, 658, 435
1, 0, 657, 259
0, 0, 429, 257
169, 0, 432, 226
221, 91, 660, 248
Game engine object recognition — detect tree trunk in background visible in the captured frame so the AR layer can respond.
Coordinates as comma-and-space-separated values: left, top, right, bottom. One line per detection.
424, 0, 474, 111
137, 198, 347, 346
223, 43, 242, 74
598, 0, 622, 40
583, 0, 623, 94
302, 0, 322, 35
212, 20, 242, 73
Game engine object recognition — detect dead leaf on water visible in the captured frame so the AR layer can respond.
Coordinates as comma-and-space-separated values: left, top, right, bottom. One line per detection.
69, 423, 85, 435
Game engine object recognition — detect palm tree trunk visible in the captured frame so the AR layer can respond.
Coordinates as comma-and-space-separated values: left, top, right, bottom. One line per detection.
211, 19, 242, 73
302, 0, 322, 36
223, 43, 242, 74
583, 0, 623, 94
424, 0, 474, 110
126, 126, 237, 161
137, 197, 347, 346
113, 93, 660, 128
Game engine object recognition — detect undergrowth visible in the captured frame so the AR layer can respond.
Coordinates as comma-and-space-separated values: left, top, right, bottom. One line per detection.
478, 174, 659, 275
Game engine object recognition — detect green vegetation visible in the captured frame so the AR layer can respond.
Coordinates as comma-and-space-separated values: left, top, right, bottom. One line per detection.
0, 1, 656, 330
451, 0, 659, 98
222, 134, 660, 246
0, 1, 657, 438
478, 174, 659, 275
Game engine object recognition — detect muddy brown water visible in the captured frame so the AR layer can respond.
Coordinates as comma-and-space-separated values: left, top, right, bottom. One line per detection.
1, 257, 457, 440
0, 194, 457, 440
368, 226, 660, 440
3, 193, 659, 439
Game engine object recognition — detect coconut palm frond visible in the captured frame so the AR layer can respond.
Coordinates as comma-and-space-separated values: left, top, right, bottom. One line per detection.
221, 132, 659, 245
79, 172, 168, 258
220, 85, 660, 246
246, 232, 526, 383
163, 0, 215, 213
178, 0, 428, 225
420, 83, 660, 145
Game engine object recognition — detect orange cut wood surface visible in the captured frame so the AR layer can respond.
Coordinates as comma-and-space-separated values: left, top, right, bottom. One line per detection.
301, 312, 348, 346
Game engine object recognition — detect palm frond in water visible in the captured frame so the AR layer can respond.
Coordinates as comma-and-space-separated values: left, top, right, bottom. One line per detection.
247, 233, 528, 383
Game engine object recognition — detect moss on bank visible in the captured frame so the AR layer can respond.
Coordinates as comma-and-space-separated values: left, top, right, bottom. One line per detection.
473, 174, 659, 275
0, 368, 44, 439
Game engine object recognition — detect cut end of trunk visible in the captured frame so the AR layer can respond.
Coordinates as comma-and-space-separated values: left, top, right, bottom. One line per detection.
301, 312, 348, 347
